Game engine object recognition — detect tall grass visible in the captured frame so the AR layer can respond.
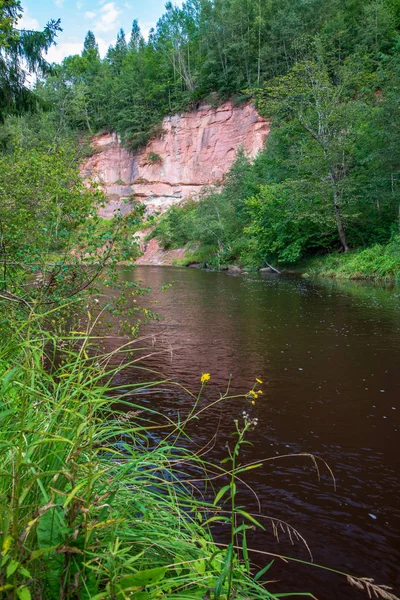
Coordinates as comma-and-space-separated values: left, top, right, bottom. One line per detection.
304, 238, 400, 282
0, 318, 283, 600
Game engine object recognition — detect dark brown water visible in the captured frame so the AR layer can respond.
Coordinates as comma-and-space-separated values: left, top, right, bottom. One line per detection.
112, 266, 400, 599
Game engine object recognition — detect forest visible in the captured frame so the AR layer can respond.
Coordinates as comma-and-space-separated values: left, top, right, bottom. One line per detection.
1, 0, 399, 279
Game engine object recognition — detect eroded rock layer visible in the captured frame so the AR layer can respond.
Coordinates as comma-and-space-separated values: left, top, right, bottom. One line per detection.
81, 101, 269, 218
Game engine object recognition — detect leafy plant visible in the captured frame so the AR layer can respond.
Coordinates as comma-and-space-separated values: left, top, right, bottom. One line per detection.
146, 151, 162, 164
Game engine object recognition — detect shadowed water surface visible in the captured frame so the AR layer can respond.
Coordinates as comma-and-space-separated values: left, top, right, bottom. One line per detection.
107, 266, 400, 599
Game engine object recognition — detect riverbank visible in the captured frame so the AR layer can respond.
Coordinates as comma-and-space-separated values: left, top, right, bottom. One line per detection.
299, 240, 400, 283
140, 238, 400, 284
0, 322, 280, 600
152, 232, 397, 283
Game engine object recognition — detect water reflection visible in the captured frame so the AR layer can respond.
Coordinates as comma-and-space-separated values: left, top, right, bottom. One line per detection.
103, 267, 400, 599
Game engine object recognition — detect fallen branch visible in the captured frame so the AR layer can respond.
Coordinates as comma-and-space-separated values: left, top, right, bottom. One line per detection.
265, 260, 281, 274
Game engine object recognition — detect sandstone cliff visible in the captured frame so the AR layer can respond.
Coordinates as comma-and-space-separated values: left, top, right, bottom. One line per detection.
81, 101, 269, 218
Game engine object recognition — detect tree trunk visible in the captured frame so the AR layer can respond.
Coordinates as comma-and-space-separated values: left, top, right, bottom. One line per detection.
332, 181, 349, 252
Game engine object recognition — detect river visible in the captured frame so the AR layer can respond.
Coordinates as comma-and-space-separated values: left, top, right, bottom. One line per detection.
107, 266, 400, 599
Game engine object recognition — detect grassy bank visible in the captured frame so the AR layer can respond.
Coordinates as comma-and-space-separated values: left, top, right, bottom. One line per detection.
300, 240, 400, 283
0, 319, 285, 600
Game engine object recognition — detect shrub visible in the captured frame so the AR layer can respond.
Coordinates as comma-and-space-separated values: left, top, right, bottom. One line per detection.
146, 151, 162, 164
306, 237, 400, 281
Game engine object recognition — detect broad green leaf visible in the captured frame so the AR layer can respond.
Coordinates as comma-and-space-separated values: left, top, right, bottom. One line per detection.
193, 559, 206, 575
17, 586, 32, 600
2, 535, 13, 555
6, 559, 20, 578
119, 567, 166, 589
37, 509, 65, 599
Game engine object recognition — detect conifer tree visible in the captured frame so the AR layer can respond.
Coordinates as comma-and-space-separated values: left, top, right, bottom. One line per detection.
0, 0, 61, 120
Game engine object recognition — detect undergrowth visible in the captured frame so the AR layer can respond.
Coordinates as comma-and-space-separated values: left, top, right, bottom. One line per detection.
0, 314, 283, 600
303, 238, 400, 282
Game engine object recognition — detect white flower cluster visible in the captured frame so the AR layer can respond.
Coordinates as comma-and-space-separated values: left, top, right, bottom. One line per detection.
242, 411, 259, 428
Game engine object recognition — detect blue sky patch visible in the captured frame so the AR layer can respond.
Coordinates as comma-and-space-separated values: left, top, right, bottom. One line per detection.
19, 0, 181, 63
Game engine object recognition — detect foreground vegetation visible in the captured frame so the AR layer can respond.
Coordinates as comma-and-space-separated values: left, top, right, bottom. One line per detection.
0, 316, 277, 600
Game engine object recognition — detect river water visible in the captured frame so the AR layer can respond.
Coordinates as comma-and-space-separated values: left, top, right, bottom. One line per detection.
110, 266, 400, 599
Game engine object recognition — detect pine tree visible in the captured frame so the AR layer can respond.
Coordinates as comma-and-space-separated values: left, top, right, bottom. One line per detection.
107, 28, 128, 75
82, 30, 99, 59
0, 0, 61, 120
129, 19, 143, 51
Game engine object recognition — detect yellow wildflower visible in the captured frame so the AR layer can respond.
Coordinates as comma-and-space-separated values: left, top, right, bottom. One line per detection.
258, 390, 263, 395
249, 390, 258, 399
256, 378, 263, 384
251, 400, 256, 406
201, 373, 211, 384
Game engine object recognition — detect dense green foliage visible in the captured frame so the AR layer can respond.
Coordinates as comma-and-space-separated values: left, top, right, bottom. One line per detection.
0, 131, 144, 325
0, 7, 143, 324
303, 237, 400, 281
8, 0, 396, 274
36, 0, 400, 148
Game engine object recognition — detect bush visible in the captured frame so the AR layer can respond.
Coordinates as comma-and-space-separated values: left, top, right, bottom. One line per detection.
245, 183, 338, 264
146, 151, 162, 164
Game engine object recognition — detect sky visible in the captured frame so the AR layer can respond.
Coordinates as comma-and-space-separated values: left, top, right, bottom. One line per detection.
20, 0, 182, 63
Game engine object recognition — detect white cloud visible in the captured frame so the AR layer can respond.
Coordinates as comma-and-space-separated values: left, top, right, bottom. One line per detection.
76, 1, 84, 8
95, 2, 121, 33
85, 11, 96, 19
54, 0, 64, 7
96, 36, 113, 57
139, 21, 156, 40
18, 7, 39, 30
45, 41, 83, 64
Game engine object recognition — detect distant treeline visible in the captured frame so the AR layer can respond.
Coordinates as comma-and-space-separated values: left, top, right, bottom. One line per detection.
31, 0, 400, 150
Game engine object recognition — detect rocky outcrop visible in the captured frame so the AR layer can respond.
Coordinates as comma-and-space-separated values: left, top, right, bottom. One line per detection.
81, 101, 270, 218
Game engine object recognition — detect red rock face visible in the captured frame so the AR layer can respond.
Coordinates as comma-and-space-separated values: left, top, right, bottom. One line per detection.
81, 101, 270, 218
